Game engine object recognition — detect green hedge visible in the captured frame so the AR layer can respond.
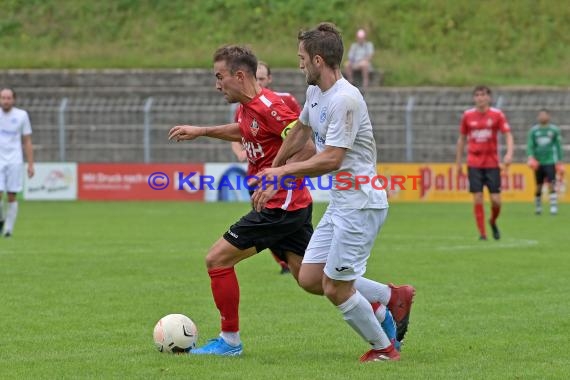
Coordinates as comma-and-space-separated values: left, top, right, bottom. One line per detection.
1, 0, 568, 85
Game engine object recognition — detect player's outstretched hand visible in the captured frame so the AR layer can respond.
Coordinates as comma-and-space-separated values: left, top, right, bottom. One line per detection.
168, 125, 204, 142
250, 168, 284, 212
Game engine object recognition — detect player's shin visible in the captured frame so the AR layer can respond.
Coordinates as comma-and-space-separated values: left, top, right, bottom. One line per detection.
208, 267, 241, 346
474, 203, 486, 238
549, 190, 558, 214
337, 291, 391, 349
4, 201, 18, 235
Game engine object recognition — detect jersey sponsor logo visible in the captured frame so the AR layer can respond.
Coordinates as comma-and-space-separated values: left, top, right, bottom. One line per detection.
243, 141, 265, 159
0, 129, 18, 136
470, 128, 492, 142
314, 131, 326, 146
537, 136, 552, 146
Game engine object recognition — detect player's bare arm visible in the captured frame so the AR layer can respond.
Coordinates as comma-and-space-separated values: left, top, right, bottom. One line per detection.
272, 121, 313, 167
286, 138, 316, 164
231, 141, 247, 161
252, 146, 346, 212
503, 131, 514, 166
22, 134, 34, 178
169, 123, 241, 142
455, 134, 466, 175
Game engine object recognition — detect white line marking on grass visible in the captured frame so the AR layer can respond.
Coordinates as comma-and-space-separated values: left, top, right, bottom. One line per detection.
437, 239, 539, 251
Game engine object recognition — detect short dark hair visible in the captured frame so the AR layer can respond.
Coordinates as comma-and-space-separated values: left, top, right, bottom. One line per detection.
0, 87, 16, 98
298, 22, 344, 69
213, 45, 257, 76
539, 108, 549, 113
472, 85, 492, 96
257, 61, 271, 76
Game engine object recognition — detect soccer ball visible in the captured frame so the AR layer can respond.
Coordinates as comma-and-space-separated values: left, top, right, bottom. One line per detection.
153, 314, 198, 353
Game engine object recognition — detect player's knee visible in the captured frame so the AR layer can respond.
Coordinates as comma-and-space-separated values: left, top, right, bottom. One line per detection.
205, 248, 229, 269
322, 281, 351, 304
473, 193, 484, 204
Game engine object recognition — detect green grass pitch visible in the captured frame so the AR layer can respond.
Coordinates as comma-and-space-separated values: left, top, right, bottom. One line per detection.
1, 201, 568, 379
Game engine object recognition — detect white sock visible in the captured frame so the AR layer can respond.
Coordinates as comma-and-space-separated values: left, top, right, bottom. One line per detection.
550, 192, 558, 208
354, 277, 391, 305
220, 331, 241, 346
337, 291, 391, 350
5, 201, 18, 233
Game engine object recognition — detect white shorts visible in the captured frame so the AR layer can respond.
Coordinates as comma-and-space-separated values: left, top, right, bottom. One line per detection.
303, 207, 388, 281
0, 163, 24, 193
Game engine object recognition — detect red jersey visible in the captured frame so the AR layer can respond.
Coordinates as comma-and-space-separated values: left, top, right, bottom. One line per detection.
273, 91, 301, 115
460, 107, 511, 168
237, 88, 311, 211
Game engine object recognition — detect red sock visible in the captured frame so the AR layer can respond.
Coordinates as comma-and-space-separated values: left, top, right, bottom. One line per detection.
208, 267, 239, 332
490, 204, 501, 225
474, 204, 486, 237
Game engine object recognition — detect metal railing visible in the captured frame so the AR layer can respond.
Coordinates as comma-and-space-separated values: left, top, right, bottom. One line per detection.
21, 91, 570, 164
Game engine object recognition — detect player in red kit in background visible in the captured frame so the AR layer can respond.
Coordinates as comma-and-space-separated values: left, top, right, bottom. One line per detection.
455, 86, 514, 240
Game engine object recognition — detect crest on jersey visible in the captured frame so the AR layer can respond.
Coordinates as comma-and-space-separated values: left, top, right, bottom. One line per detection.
250, 119, 259, 136
320, 107, 328, 123
487, 118, 493, 127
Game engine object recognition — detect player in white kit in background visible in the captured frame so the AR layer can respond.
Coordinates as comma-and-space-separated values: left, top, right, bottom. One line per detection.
252, 23, 415, 362
0, 88, 35, 237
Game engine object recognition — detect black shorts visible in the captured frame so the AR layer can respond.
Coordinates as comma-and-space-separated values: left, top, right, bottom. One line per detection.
468, 167, 501, 194
223, 204, 313, 261
535, 164, 556, 185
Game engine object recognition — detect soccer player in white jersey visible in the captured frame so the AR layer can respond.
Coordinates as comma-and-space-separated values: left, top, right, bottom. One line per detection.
252, 22, 415, 362
0, 88, 34, 237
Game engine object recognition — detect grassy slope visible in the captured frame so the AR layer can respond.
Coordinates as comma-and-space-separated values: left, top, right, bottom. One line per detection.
1, 0, 569, 85
0, 201, 568, 379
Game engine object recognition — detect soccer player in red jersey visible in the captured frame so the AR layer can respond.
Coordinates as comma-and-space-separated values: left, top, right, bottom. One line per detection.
169, 45, 314, 356
231, 60, 302, 274
455, 86, 514, 240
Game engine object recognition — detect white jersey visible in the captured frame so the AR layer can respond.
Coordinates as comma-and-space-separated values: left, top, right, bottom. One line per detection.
300, 78, 388, 209
0, 107, 32, 164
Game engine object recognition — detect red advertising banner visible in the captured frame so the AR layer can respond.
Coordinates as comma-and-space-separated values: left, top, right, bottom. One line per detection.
78, 163, 205, 201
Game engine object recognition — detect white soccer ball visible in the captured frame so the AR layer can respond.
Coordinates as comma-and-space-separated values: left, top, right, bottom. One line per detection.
153, 314, 198, 353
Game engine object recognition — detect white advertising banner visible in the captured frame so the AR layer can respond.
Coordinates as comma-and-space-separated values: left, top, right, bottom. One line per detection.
204, 163, 250, 202
24, 163, 77, 200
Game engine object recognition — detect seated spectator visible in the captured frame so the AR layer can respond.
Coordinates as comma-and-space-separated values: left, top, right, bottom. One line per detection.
344, 28, 374, 91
